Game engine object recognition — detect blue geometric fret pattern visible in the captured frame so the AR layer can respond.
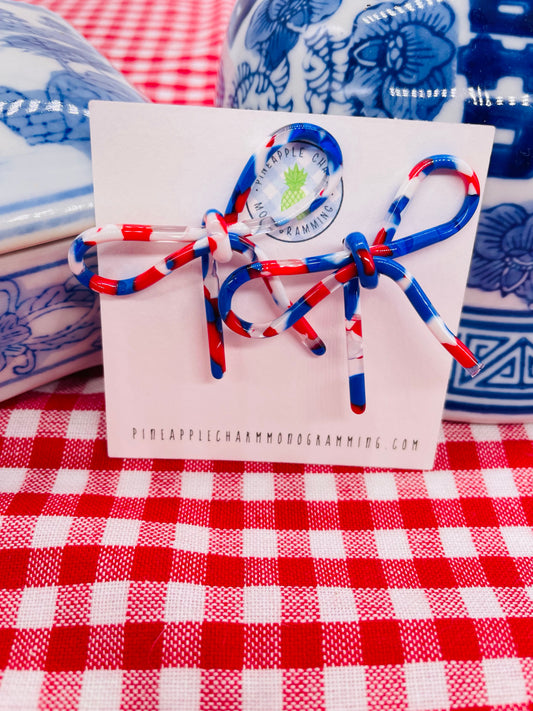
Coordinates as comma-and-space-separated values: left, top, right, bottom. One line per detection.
446, 306, 533, 415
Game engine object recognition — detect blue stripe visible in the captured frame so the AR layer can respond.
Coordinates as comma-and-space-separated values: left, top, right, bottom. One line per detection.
218, 264, 256, 318
210, 360, 224, 380
71, 237, 89, 263
3, 258, 68, 281
116, 277, 136, 295
204, 296, 217, 322
459, 317, 533, 333
0, 184, 93, 217
0, 207, 94, 241
349, 373, 365, 410
284, 300, 312, 330
461, 305, 533, 319
444, 398, 533, 414
387, 195, 409, 226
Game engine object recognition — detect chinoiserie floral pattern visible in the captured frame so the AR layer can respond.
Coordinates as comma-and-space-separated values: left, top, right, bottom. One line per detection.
0, 277, 100, 377
0, 311, 31, 373
345, 1, 457, 119
226, 0, 457, 119
468, 204, 533, 308
227, 0, 343, 111
0, 4, 142, 153
245, 0, 343, 71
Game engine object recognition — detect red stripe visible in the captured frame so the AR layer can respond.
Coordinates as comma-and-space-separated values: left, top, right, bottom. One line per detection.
460, 170, 480, 195
133, 266, 164, 291
263, 326, 278, 337
206, 320, 226, 372
89, 274, 118, 295
470, 171, 480, 194
304, 281, 332, 307
373, 228, 387, 245
371, 244, 393, 257
224, 311, 250, 337
216, 213, 228, 233
227, 187, 251, 224
169, 244, 196, 269
357, 249, 376, 276
409, 157, 433, 179
347, 319, 362, 337
121, 224, 153, 241
443, 340, 478, 369
259, 259, 310, 277
334, 264, 357, 284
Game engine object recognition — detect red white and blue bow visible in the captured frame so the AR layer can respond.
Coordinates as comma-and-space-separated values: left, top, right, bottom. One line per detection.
68, 123, 343, 378
218, 155, 482, 413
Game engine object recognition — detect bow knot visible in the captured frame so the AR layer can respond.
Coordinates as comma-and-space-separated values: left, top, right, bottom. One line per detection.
344, 232, 378, 290
204, 209, 233, 264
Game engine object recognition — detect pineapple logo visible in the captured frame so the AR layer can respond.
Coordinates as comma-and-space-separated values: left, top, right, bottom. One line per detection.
247, 142, 342, 243
281, 163, 307, 212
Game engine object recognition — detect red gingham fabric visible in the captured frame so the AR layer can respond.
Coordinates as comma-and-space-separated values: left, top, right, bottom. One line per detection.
1, 1, 533, 709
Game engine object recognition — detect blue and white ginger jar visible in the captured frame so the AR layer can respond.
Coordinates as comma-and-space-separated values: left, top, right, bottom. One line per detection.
217, 0, 533, 422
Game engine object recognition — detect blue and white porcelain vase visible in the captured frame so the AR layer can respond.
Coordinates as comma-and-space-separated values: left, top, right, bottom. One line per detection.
217, 0, 533, 422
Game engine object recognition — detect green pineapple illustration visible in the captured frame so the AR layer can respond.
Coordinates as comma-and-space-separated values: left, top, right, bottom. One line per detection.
281, 163, 307, 212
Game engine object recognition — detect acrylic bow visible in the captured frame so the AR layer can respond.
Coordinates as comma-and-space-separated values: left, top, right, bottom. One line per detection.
68, 123, 343, 378
218, 155, 483, 413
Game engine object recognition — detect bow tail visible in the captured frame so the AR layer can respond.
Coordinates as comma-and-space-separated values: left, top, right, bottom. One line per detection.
250, 245, 327, 357
343, 277, 366, 414
201, 254, 226, 379
376, 258, 483, 376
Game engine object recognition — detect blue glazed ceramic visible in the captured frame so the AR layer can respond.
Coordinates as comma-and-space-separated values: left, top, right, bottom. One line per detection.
0, 0, 144, 400
217, 0, 533, 422
0, 0, 144, 253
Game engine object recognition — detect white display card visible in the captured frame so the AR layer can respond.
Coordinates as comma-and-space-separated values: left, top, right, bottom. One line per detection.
90, 102, 494, 468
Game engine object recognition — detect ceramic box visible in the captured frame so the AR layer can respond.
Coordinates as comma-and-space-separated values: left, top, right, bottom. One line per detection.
0, 0, 144, 401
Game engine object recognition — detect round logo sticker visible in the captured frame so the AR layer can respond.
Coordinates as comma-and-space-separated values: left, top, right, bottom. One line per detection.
246, 141, 343, 243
